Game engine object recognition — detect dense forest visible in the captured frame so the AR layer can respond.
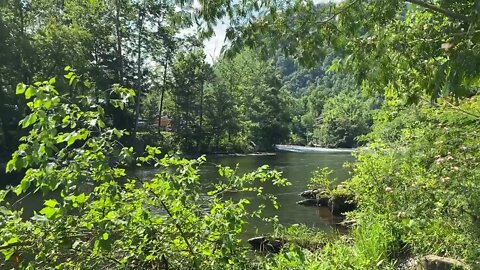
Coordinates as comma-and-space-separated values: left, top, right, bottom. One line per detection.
0, 0, 479, 269
0, 0, 374, 157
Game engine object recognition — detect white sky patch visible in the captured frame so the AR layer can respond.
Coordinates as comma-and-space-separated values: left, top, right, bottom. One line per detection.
203, 0, 342, 63
193, 0, 202, 10
203, 21, 228, 64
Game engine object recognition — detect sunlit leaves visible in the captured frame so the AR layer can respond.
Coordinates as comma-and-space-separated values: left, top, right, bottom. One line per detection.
0, 71, 295, 268
349, 95, 480, 260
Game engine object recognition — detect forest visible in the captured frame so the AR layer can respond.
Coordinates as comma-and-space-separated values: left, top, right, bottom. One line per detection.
0, 0, 479, 269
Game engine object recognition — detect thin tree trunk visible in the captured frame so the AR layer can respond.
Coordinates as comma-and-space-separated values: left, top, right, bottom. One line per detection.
132, 6, 144, 146
199, 82, 204, 131
158, 55, 169, 131
16, 0, 28, 84
115, 0, 124, 84
197, 81, 204, 151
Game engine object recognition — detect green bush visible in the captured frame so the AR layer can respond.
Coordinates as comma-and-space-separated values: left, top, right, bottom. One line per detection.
348, 95, 480, 262
0, 76, 290, 269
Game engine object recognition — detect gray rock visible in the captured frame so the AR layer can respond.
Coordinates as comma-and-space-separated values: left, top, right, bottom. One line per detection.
299, 189, 319, 199
328, 196, 356, 215
415, 255, 468, 270
297, 199, 320, 206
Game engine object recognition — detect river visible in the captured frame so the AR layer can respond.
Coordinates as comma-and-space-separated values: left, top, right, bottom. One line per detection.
135, 148, 355, 236
6, 147, 355, 236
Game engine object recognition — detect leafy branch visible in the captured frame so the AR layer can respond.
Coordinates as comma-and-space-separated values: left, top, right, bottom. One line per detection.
405, 0, 471, 22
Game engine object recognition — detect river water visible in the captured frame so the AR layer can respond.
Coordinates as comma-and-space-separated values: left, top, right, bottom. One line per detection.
135, 149, 355, 236
6, 147, 355, 236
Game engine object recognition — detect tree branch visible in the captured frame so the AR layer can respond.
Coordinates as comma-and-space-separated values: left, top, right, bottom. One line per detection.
159, 200, 198, 267
321, 0, 361, 24
405, 0, 470, 22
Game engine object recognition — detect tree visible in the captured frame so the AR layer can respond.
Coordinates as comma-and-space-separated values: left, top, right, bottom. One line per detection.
313, 90, 374, 148
170, 48, 211, 152
0, 74, 290, 269
213, 50, 291, 151
201, 0, 479, 101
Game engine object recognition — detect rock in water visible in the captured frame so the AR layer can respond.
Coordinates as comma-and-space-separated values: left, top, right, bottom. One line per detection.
247, 236, 267, 250
299, 189, 319, 199
297, 199, 319, 206
328, 196, 356, 215
317, 195, 330, 207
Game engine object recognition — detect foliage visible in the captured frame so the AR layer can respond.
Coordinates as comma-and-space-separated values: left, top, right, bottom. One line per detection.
203, 49, 291, 152
308, 167, 336, 194
272, 224, 327, 251
0, 76, 290, 269
313, 90, 374, 148
0, 0, 192, 156
347, 95, 480, 262
258, 214, 397, 270
170, 48, 212, 152
215, 0, 480, 101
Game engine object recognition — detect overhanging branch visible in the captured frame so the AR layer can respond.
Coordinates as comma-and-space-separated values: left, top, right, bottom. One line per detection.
405, 0, 470, 22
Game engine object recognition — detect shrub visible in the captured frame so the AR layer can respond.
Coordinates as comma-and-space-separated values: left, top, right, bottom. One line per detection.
0, 76, 290, 269
348, 96, 480, 262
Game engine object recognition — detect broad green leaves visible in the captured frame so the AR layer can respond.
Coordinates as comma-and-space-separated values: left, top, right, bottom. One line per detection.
0, 73, 291, 269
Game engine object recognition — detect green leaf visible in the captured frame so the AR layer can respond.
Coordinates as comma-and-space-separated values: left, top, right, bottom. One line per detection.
16, 83, 26, 94
40, 207, 56, 219
1, 248, 15, 261
49, 77, 56, 85
76, 193, 87, 204
15, 178, 30, 195
6, 160, 14, 173
21, 113, 38, 128
69, 75, 77, 86
44, 199, 58, 208
102, 232, 109, 240
44, 99, 52, 109
25, 86, 35, 99
7, 237, 18, 245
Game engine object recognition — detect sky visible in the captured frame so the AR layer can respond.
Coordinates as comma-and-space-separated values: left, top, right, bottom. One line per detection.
202, 0, 342, 63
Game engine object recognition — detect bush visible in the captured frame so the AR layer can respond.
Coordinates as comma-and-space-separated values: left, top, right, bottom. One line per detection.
348, 95, 480, 262
0, 76, 290, 269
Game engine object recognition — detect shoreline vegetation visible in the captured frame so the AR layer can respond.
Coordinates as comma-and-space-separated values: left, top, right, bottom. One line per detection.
1, 0, 479, 269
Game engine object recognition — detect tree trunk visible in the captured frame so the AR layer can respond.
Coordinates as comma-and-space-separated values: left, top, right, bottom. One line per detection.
132, 7, 144, 146
158, 55, 169, 132
115, 0, 124, 84
199, 82, 204, 131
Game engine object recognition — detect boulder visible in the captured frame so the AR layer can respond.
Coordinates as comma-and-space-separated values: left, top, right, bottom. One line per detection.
247, 236, 285, 253
317, 194, 329, 207
247, 236, 267, 250
415, 255, 467, 270
297, 199, 320, 206
299, 189, 319, 199
328, 195, 356, 215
